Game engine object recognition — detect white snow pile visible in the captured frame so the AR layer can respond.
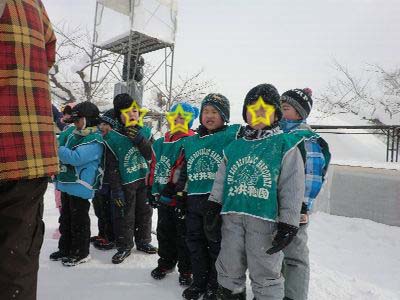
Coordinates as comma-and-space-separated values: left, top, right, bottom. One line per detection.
38, 185, 400, 300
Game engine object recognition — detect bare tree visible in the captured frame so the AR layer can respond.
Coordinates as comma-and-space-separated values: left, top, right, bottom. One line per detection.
315, 59, 400, 124
50, 23, 118, 107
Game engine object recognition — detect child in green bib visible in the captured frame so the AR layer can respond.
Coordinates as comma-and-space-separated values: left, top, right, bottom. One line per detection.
103, 93, 157, 264
179, 94, 241, 300
280, 88, 331, 300
148, 102, 199, 286
208, 84, 306, 300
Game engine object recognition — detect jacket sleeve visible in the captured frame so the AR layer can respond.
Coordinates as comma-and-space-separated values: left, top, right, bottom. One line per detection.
58, 143, 103, 167
39, 0, 56, 69
208, 160, 226, 205
174, 150, 188, 193
277, 147, 305, 227
136, 134, 154, 161
147, 147, 157, 187
105, 146, 123, 191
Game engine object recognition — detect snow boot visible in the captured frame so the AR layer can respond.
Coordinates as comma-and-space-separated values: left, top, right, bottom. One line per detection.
62, 254, 91, 267
112, 249, 131, 264
93, 238, 115, 250
90, 235, 102, 243
151, 266, 175, 280
136, 242, 158, 254
49, 251, 68, 261
182, 284, 206, 300
216, 285, 246, 300
178, 272, 193, 286
203, 286, 218, 300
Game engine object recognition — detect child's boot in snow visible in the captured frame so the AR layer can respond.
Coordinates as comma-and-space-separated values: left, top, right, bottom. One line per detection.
112, 249, 131, 264
178, 272, 192, 286
216, 285, 246, 300
182, 284, 206, 300
150, 266, 174, 280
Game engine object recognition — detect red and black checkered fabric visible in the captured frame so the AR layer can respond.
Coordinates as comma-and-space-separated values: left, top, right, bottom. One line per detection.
0, 0, 58, 181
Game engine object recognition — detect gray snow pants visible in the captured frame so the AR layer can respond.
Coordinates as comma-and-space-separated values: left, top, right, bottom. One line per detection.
282, 224, 309, 300
216, 214, 284, 300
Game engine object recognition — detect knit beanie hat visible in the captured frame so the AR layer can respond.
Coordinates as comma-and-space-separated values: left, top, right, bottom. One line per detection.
242, 83, 282, 123
100, 108, 118, 128
70, 101, 100, 127
200, 93, 230, 124
170, 102, 200, 128
280, 88, 313, 119
113, 93, 134, 122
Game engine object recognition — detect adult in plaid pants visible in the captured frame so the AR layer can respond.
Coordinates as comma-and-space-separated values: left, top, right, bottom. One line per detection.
0, 1, 57, 299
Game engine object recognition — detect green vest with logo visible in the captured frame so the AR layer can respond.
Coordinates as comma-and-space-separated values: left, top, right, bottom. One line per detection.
184, 124, 241, 195
151, 137, 185, 195
222, 132, 303, 221
103, 126, 152, 185
57, 126, 104, 189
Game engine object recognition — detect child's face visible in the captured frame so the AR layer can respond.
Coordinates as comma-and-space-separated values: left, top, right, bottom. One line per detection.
99, 122, 112, 135
122, 108, 139, 125
201, 105, 224, 131
246, 108, 276, 130
74, 117, 85, 130
281, 102, 302, 120
175, 114, 185, 126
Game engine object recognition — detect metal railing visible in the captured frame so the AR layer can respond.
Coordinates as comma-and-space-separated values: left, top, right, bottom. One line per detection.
311, 125, 400, 162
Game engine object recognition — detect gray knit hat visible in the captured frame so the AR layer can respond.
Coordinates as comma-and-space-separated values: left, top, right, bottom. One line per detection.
280, 88, 313, 119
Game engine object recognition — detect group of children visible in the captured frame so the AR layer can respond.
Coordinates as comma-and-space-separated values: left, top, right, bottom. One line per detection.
50, 83, 330, 300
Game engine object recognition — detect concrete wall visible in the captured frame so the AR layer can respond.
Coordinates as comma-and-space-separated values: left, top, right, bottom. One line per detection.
313, 164, 400, 227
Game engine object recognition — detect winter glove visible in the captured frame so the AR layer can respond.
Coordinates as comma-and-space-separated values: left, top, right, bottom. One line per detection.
125, 126, 144, 145
266, 222, 299, 255
159, 182, 176, 205
204, 200, 222, 243
111, 189, 125, 208
146, 187, 159, 209
174, 192, 186, 220
300, 202, 309, 226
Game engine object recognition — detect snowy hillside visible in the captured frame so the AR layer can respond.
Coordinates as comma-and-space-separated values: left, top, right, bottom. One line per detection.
38, 185, 400, 300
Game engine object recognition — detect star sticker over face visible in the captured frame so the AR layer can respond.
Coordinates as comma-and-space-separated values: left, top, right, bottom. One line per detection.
247, 96, 276, 127
120, 101, 149, 127
166, 104, 193, 134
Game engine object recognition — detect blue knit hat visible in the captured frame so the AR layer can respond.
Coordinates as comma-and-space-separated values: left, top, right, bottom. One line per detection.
170, 102, 199, 129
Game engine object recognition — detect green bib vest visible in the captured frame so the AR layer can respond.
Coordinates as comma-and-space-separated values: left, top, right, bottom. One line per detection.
184, 124, 241, 195
222, 132, 303, 221
57, 126, 104, 189
104, 126, 152, 185
151, 137, 185, 195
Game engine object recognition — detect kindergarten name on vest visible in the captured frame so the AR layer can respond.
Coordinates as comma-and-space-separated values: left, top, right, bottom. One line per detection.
124, 148, 147, 173
187, 148, 223, 181
227, 155, 272, 199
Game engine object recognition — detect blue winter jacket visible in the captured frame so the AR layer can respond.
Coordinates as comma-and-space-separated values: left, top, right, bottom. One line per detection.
280, 119, 329, 210
56, 138, 104, 200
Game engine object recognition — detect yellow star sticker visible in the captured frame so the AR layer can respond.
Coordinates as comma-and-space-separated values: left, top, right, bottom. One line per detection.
247, 96, 276, 127
120, 101, 149, 127
166, 104, 193, 134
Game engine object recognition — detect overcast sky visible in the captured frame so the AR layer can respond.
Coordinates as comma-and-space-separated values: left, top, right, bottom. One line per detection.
42, 0, 400, 116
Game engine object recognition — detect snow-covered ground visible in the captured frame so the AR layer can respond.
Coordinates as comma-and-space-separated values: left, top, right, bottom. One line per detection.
38, 184, 400, 300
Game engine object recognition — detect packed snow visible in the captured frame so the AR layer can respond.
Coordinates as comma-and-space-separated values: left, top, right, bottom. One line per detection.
38, 184, 400, 300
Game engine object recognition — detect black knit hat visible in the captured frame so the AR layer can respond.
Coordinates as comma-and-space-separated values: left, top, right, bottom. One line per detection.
280, 88, 313, 119
242, 83, 282, 122
113, 93, 134, 122
70, 101, 100, 127
100, 108, 118, 128
200, 93, 230, 124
